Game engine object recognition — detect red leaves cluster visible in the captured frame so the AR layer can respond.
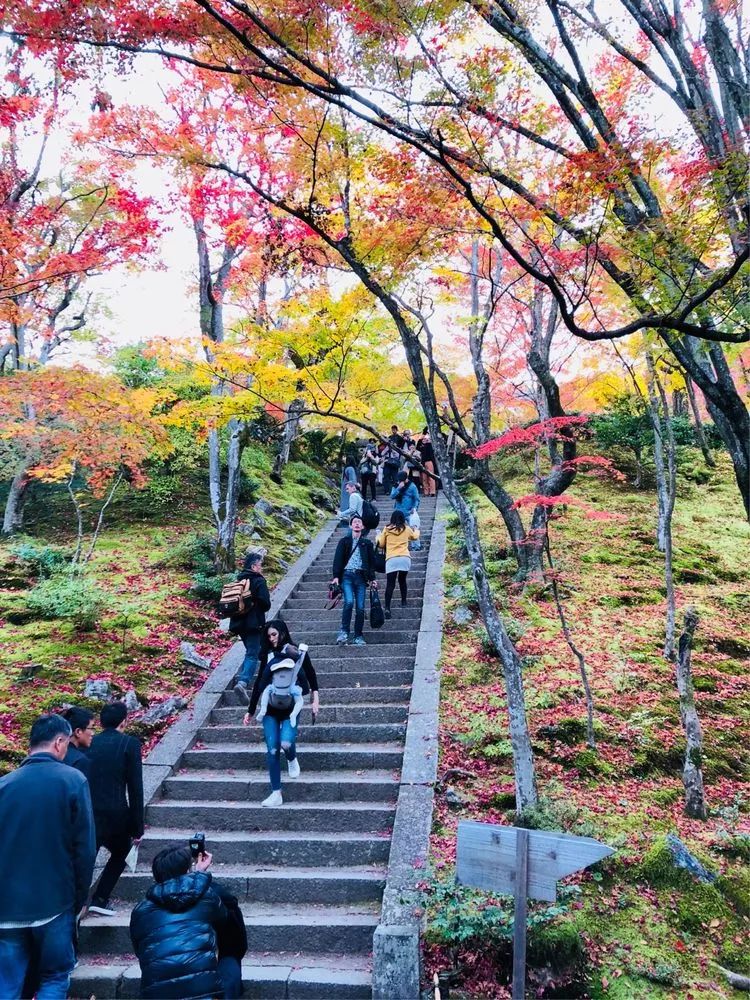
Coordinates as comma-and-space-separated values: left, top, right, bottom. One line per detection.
470, 416, 589, 459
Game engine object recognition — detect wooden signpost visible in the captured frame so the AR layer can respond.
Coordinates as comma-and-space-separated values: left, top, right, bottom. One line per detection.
456, 821, 614, 1000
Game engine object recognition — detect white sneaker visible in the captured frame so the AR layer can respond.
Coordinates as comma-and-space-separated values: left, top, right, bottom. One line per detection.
88, 904, 115, 916
288, 758, 301, 779
261, 790, 283, 807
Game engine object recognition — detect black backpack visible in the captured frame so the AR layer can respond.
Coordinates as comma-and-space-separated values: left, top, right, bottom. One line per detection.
361, 499, 380, 529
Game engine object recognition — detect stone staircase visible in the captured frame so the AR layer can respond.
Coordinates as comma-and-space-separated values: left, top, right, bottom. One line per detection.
73, 496, 438, 999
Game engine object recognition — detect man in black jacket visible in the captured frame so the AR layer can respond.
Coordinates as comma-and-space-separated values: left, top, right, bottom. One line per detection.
86, 702, 144, 916
331, 514, 376, 646
63, 706, 95, 777
230, 550, 272, 704
130, 844, 246, 999
0, 714, 96, 1000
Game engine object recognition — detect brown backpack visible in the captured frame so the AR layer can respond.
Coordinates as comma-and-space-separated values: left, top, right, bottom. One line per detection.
218, 578, 254, 617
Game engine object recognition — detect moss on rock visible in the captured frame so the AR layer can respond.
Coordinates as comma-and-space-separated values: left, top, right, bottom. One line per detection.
528, 921, 585, 970
716, 869, 750, 916
674, 883, 730, 934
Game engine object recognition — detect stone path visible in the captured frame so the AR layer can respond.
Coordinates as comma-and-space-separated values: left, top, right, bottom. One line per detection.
73, 495, 438, 999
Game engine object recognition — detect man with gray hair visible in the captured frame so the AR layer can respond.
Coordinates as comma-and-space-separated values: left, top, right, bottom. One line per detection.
229, 549, 272, 703
0, 713, 96, 999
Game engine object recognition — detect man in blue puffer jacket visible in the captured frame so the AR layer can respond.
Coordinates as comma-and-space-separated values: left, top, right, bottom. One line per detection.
130, 844, 246, 999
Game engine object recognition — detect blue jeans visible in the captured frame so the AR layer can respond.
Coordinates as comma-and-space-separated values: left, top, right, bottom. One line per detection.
341, 570, 367, 638
237, 630, 262, 685
0, 909, 75, 1000
262, 715, 297, 792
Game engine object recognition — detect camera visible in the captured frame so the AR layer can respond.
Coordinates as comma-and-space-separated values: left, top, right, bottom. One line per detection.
189, 832, 206, 858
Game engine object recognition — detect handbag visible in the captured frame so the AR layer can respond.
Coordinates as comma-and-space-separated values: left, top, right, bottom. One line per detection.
373, 544, 386, 574
369, 587, 385, 629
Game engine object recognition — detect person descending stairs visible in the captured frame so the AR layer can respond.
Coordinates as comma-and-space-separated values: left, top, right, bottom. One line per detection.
73, 495, 438, 999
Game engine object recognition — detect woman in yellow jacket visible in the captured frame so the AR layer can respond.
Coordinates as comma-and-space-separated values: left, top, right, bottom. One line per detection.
376, 510, 420, 619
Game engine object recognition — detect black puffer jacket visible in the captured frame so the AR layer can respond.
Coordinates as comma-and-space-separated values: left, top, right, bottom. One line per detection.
130, 871, 232, 999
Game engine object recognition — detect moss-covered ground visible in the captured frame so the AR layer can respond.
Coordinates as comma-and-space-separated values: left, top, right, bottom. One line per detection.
425, 449, 750, 998
0, 455, 333, 771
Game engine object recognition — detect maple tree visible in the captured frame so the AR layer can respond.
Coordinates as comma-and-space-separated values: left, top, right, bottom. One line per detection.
5, 0, 748, 815
11, 0, 747, 514
0, 365, 171, 560
0, 40, 159, 533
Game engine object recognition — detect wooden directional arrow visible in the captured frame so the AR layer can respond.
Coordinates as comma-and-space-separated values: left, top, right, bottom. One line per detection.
457, 820, 615, 902
457, 821, 615, 999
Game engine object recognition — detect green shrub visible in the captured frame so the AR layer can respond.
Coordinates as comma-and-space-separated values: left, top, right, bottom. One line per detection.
190, 572, 232, 602
141, 473, 183, 508
11, 542, 68, 578
25, 573, 107, 630
160, 534, 215, 572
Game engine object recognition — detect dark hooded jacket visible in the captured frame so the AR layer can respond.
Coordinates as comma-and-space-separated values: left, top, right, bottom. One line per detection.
130, 870, 245, 999
228, 561, 271, 637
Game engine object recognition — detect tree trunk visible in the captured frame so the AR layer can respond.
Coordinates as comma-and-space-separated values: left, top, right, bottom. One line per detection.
632, 447, 643, 488
545, 526, 595, 747
646, 355, 677, 658
214, 419, 246, 573
277, 397, 304, 470
665, 335, 749, 519
676, 608, 707, 820
684, 377, 716, 468
445, 474, 539, 811
2, 469, 31, 535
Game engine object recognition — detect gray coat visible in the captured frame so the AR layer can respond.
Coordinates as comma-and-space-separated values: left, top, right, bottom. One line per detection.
0, 753, 96, 921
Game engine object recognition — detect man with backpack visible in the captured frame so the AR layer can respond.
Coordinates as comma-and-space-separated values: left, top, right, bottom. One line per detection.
359, 439, 380, 500
331, 514, 377, 646
226, 552, 272, 704
382, 428, 403, 492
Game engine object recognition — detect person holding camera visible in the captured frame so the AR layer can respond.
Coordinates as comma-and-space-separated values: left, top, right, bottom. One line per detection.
130, 842, 246, 999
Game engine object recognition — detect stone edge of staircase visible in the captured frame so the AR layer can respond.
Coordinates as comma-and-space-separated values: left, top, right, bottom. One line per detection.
139, 513, 340, 805
372, 495, 446, 1000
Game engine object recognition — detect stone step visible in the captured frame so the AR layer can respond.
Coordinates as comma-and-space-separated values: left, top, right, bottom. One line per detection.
281, 613, 423, 628
137, 829, 392, 867
199, 723, 407, 744
147, 799, 396, 833
181, 742, 404, 771
307, 671, 413, 688
115, 862, 387, 903
297, 573, 427, 586
78, 902, 380, 956
211, 704, 408, 724
285, 643, 416, 658
284, 598, 425, 612
72, 951, 373, 1000
220, 685, 410, 706
274, 630, 419, 645
162, 768, 400, 803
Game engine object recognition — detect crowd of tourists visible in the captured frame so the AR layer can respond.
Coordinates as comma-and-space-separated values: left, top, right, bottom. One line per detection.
0, 423, 434, 999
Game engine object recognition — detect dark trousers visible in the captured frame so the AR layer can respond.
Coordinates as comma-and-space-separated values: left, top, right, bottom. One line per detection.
361, 472, 377, 500
385, 571, 408, 610
382, 464, 399, 492
92, 825, 132, 906
217, 956, 243, 999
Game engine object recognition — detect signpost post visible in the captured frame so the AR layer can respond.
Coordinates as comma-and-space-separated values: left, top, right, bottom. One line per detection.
456, 821, 614, 1000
